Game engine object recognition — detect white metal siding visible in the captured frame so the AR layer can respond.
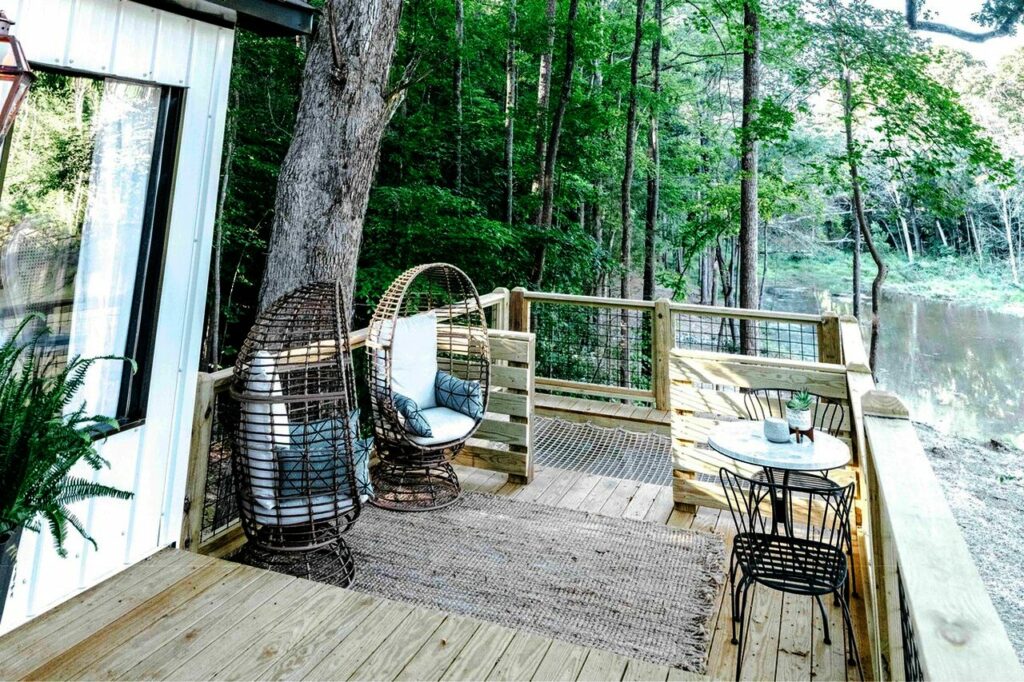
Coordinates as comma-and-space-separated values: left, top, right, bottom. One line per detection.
0, 0, 234, 632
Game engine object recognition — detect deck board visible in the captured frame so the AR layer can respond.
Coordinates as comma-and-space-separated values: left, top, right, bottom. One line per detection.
0, 464, 861, 682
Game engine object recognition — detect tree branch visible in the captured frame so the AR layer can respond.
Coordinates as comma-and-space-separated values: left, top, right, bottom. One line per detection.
905, 0, 1024, 42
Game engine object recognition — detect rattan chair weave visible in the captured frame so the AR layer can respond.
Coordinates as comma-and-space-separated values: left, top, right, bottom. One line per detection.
367, 263, 490, 510
229, 281, 364, 583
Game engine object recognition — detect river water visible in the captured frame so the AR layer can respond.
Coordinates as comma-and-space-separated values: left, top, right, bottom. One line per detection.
762, 286, 1024, 448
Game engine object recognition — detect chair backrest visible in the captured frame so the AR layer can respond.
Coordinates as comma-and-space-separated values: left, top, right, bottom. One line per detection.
719, 467, 854, 550
742, 387, 845, 436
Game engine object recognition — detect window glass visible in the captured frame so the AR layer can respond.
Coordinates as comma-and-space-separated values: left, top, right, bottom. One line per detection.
0, 72, 165, 420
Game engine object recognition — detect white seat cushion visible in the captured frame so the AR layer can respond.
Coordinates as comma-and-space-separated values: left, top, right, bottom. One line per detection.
240, 350, 290, 510
252, 492, 358, 526
391, 312, 439, 409
409, 406, 478, 446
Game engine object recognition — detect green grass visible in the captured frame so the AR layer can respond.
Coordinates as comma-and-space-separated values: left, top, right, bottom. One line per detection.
766, 249, 1024, 315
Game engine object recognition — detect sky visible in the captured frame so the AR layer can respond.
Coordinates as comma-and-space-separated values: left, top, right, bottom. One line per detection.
872, 0, 1021, 66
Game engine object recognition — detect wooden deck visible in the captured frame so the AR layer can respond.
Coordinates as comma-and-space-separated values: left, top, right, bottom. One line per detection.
0, 465, 862, 681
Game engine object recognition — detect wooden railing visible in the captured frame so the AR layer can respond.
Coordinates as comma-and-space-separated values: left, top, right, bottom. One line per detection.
508, 287, 832, 413
179, 286, 1022, 680
840, 319, 1023, 681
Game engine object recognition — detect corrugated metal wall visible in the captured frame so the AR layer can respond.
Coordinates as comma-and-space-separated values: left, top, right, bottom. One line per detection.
0, 0, 234, 632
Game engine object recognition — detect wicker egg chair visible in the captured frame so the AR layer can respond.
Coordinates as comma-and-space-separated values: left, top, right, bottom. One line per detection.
368, 263, 490, 511
230, 281, 371, 585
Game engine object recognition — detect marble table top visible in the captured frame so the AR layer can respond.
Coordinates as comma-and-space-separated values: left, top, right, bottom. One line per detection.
707, 420, 851, 471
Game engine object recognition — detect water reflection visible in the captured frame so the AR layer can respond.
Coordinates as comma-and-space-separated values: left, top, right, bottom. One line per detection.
762, 287, 1024, 447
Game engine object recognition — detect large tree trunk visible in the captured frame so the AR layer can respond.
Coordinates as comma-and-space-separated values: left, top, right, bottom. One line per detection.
643, 0, 662, 301
738, 0, 760, 355
454, 0, 465, 192
531, 0, 580, 287
503, 0, 518, 225
531, 0, 558, 202
259, 0, 405, 312
620, 0, 644, 300
842, 73, 886, 373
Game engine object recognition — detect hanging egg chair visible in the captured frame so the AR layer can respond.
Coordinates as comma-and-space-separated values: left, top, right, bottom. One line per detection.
230, 281, 372, 584
367, 263, 490, 511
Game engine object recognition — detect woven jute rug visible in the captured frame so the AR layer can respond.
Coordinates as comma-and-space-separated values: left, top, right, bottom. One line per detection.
344, 490, 725, 673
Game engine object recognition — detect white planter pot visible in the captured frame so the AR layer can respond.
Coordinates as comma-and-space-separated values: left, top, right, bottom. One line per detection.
786, 408, 812, 431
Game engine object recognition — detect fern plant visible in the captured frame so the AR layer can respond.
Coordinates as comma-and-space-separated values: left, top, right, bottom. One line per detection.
0, 315, 134, 557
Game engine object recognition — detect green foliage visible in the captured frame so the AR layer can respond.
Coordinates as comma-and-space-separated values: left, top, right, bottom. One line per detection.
0, 316, 134, 556
786, 390, 813, 411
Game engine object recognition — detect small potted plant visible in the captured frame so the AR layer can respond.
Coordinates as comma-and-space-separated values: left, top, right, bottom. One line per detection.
0, 316, 134, 621
785, 390, 815, 442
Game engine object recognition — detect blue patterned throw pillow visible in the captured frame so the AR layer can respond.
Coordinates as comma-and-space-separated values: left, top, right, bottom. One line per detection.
434, 370, 484, 420
393, 392, 433, 437
278, 412, 374, 498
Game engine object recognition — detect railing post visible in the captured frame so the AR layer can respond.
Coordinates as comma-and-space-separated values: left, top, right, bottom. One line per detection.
181, 372, 215, 551
509, 287, 529, 333
818, 311, 842, 365
653, 298, 673, 411
491, 287, 510, 331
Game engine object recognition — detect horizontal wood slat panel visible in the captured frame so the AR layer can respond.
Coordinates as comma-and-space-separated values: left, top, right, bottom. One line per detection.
670, 352, 848, 400
486, 391, 529, 418
473, 418, 529, 447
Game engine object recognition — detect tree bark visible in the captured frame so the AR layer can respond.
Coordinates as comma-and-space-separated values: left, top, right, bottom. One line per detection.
852, 209, 862, 319
531, 0, 558, 201
620, 0, 645, 300
1000, 189, 1020, 284
503, 0, 518, 225
454, 0, 465, 192
259, 0, 405, 312
643, 0, 662, 301
531, 0, 580, 286
738, 0, 760, 354
842, 72, 886, 373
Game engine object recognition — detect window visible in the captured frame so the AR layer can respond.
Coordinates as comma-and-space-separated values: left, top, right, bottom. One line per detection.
0, 71, 182, 426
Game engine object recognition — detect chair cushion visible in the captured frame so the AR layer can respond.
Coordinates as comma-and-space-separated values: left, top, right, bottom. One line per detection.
409, 406, 478, 446
239, 350, 291, 511
391, 312, 438, 409
253, 493, 357, 526
394, 392, 433, 437
278, 414, 373, 499
435, 370, 484, 420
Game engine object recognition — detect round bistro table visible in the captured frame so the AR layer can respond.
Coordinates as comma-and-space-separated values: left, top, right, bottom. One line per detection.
708, 420, 851, 534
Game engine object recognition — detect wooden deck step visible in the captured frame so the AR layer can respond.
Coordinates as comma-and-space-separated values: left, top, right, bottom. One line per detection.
534, 393, 671, 435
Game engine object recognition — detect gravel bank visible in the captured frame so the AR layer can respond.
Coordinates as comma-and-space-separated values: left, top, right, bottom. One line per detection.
916, 423, 1024, 660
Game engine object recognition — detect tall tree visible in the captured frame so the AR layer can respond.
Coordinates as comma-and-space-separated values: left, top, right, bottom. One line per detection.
454, 0, 465, 192
532, 0, 581, 286
503, 0, 518, 224
260, 0, 406, 311
643, 0, 662, 301
531, 0, 558, 201
621, 0, 645, 300
738, 0, 760, 354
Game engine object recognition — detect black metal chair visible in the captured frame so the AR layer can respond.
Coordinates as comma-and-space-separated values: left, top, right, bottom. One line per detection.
720, 467, 864, 681
742, 387, 856, 593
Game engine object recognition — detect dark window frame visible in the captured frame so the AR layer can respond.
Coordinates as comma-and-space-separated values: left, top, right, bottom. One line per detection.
0, 69, 185, 432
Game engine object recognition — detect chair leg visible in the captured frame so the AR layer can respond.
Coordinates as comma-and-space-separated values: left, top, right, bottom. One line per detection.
735, 580, 754, 682
814, 595, 832, 645
838, 591, 866, 681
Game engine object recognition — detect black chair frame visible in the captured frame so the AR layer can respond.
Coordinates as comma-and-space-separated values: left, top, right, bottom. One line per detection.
720, 467, 865, 682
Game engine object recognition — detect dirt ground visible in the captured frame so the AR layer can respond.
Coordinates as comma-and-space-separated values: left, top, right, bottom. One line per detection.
915, 423, 1024, 660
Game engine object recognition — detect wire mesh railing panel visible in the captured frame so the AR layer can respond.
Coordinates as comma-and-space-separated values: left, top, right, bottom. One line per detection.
530, 303, 653, 393
898, 567, 924, 681
672, 313, 819, 362
200, 388, 240, 542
